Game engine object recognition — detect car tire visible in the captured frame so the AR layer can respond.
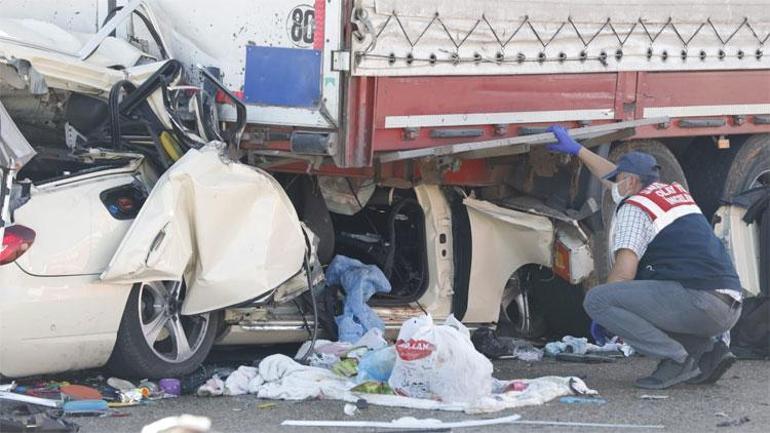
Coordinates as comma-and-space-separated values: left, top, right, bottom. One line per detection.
498, 267, 548, 339
107, 281, 223, 379
588, 140, 688, 285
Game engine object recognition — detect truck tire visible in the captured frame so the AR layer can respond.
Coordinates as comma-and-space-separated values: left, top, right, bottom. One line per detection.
722, 134, 770, 198
589, 140, 689, 286
107, 281, 223, 379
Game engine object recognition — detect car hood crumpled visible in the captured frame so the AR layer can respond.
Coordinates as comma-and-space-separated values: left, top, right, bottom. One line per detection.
101, 143, 306, 315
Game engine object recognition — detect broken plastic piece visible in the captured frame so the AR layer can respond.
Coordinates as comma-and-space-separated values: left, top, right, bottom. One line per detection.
60, 384, 103, 401
559, 396, 607, 405
62, 399, 109, 416
0, 391, 60, 408
356, 346, 396, 383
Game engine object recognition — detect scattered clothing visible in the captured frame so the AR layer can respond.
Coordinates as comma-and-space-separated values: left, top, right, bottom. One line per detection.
194, 314, 598, 414
325, 256, 392, 343
196, 375, 225, 397
223, 366, 260, 396
544, 336, 634, 358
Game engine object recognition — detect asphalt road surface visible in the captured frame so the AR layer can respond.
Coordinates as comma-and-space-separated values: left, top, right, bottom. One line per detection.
75, 347, 769, 433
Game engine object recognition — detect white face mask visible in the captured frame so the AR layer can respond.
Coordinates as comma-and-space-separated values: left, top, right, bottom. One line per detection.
611, 178, 630, 204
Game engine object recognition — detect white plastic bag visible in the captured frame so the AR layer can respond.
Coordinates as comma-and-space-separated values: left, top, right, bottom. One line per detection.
388, 315, 493, 403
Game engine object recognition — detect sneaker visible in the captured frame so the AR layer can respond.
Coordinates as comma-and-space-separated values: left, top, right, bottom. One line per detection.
635, 357, 701, 390
687, 341, 736, 385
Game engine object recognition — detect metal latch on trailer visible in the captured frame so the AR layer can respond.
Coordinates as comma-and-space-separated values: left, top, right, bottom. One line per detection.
332, 51, 351, 72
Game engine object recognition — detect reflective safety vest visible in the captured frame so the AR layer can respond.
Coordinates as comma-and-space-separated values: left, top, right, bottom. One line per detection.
621, 182, 742, 291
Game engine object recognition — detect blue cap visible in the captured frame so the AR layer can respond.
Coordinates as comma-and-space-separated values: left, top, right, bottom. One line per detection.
603, 151, 661, 182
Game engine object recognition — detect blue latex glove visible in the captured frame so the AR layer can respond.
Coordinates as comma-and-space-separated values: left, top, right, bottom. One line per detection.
590, 320, 611, 346
546, 125, 582, 155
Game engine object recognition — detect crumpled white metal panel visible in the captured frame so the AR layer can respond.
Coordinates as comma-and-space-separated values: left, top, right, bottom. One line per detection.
352, 0, 770, 76
462, 198, 553, 323
0, 100, 36, 170
101, 144, 306, 315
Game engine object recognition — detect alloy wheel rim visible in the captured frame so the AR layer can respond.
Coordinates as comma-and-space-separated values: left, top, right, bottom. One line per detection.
138, 281, 210, 363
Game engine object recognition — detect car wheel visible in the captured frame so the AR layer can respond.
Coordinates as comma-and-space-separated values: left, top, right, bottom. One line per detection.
107, 280, 223, 379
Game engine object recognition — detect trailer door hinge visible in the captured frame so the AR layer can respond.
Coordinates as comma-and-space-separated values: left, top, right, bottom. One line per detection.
332, 51, 351, 72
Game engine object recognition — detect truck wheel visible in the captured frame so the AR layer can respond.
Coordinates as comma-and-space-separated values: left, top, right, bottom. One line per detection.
589, 140, 688, 285
107, 281, 223, 379
722, 134, 770, 197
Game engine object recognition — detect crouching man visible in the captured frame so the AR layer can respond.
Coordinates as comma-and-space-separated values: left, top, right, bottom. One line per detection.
548, 126, 743, 389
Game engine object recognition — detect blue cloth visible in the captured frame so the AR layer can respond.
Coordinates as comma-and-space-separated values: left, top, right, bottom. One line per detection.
325, 255, 392, 343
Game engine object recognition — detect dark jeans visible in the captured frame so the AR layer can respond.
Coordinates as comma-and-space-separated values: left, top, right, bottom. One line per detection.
584, 280, 742, 363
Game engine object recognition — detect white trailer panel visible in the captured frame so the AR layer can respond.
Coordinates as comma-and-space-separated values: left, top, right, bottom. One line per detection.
351, 0, 770, 76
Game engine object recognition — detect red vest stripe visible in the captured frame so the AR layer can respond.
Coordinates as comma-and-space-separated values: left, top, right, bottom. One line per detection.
624, 182, 703, 235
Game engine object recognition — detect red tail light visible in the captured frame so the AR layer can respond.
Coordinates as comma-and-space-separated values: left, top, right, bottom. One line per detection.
0, 225, 36, 265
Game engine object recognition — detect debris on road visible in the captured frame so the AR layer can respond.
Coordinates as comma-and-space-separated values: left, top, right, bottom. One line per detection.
0, 396, 79, 433
62, 399, 110, 416
559, 396, 608, 405
281, 414, 522, 429
196, 375, 225, 397
470, 327, 544, 361
159, 379, 182, 397
223, 365, 260, 396
141, 415, 211, 433
545, 335, 635, 357
60, 384, 103, 401
356, 346, 397, 383
716, 416, 751, 428
640, 394, 669, 400
192, 314, 598, 414
512, 420, 665, 429
343, 403, 359, 416
389, 315, 492, 402
106, 377, 136, 393
0, 390, 61, 408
